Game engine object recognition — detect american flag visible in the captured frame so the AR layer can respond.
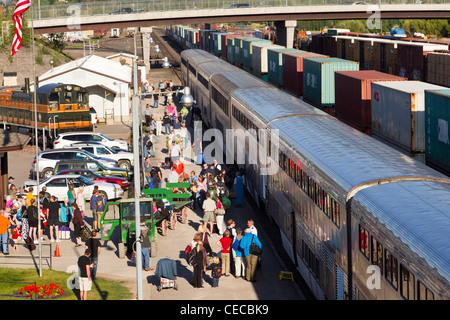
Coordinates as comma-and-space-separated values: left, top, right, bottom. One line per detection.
11, 0, 31, 56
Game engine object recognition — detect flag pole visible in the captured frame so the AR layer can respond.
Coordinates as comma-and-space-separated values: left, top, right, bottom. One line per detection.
30, 0, 42, 278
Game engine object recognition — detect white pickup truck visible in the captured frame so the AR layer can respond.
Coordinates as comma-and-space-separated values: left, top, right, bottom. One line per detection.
65, 142, 134, 170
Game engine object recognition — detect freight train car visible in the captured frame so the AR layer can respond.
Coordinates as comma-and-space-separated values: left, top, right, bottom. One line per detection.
181, 49, 450, 301
0, 83, 92, 146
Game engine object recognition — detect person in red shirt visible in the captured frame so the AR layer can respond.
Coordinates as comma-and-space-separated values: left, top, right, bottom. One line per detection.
174, 160, 185, 176
216, 230, 232, 277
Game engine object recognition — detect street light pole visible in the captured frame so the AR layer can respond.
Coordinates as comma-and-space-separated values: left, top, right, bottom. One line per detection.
132, 33, 144, 300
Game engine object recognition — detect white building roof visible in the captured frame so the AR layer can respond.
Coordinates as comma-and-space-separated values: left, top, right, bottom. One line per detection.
39, 54, 132, 84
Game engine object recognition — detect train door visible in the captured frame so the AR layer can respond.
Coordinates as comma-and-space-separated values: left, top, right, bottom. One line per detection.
336, 266, 345, 300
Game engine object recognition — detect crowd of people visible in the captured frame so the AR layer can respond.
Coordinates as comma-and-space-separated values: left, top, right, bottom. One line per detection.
188, 218, 262, 288
0, 77, 267, 298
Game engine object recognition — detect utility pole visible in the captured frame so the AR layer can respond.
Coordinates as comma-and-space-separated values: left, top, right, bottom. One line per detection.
132, 33, 144, 300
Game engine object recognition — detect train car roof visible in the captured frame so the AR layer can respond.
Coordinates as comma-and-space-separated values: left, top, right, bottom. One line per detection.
181, 49, 218, 64
268, 114, 450, 284
36, 83, 87, 94
197, 60, 238, 79
211, 71, 270, 94
232, 87, 328, 123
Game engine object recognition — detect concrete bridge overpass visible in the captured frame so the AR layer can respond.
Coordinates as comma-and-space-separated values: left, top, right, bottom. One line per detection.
31, 2, 450, 34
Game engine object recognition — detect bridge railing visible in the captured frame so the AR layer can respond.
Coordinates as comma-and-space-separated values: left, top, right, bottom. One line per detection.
32, 0, 448, 21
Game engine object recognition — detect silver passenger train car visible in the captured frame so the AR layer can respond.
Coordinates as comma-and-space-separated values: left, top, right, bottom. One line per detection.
181, 49, 450, 300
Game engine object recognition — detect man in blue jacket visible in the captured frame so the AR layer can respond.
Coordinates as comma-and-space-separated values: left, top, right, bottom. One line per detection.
239, 228, 262, 282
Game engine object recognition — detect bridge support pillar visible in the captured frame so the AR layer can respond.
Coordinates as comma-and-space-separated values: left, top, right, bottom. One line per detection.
140, 27, 153, 75
274, 20, 296, 49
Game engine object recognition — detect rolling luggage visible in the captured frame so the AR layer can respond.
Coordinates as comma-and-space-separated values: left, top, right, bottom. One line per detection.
80, 225, 92, 242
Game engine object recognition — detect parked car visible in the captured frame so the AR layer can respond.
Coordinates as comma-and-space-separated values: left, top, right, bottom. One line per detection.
31, 148, 118, 179
226, 3, 251, 8
90, 107, 98, 125
53, 131, 129, 151
24, 174, 124, 201
64, 142, 134, 170
56, 168, 130, 190
53, 159, 133, 181
109, 7, 133, 14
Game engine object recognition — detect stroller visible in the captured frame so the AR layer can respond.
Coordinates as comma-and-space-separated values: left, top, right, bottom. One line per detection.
155, 258, 178, 291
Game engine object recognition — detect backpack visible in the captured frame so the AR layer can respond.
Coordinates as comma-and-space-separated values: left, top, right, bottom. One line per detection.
187, 249, 197, 267
212, 265, 222, 278
96, 196, 106, 211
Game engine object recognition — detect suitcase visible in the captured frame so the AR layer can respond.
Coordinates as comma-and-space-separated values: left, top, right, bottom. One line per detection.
80, 225, 92, 242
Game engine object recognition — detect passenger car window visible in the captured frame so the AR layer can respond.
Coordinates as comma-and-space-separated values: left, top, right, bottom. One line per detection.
46, 178, 66, 187
92, 135, 103, 142
96, 147, 110, 155
73, 163, 86, 169
87, 163, 99, 171
75, 152, 89, 159
83, 147, 95, 153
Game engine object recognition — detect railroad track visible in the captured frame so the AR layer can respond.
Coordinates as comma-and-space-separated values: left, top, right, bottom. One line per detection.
151, 28, 183, 82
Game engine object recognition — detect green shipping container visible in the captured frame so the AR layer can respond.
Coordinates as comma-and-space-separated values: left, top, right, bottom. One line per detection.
425, 89, 450, 175
267, 48, 302, 87
241, 38, 271, 69
227, 38, 237, 63
303, 57, 359, 107
233, 37, 256, 66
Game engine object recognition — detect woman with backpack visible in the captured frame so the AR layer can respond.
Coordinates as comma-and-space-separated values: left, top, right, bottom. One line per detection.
190, 241, 207, 288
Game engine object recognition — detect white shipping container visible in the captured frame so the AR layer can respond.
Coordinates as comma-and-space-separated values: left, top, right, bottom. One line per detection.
371, 81, 447, 162
251, 43, 284, 74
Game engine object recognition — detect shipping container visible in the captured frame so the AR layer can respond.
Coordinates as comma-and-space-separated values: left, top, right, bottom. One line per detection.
251, 43, 284, 75
335, 36, 357, 61
371, 81, 447, 162
397, 42, 448, 81
221, 33, 242, 61
425, 89, 450, 175
334, 70, 407, 135
233, 37, 258, 67
242, 38, 272, 70
372, 39, 399, 75
267, 48, 302, 87
322, 35, 337, 57
427, 51, 450, 87
282, 51, 328, 97
302, 57, 359, 109
226, 37, 238, 64
353, 38, 376, 70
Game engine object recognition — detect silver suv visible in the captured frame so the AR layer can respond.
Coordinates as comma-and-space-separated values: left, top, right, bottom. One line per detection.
31, 148, 118, 178
64, 142, 134, 170
53, 131, 129, 151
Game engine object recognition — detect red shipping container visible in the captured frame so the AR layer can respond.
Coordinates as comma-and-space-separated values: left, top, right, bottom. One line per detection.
282, 52, 328, 97
397, 43, 448, 81
334, 70, 407, 135
221, 33, 243, 61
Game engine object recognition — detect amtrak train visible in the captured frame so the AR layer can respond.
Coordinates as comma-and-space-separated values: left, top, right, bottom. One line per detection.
181, 49, 450, 300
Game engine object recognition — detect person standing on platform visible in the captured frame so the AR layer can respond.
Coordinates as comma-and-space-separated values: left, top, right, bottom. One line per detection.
77, 249, 93, 300
216, 230, 232, 277
140, 221, 154, 271
239, 228, 262, 283
202, 193, 216, 236
232, 227, 246, 279
85, 231, 101, 280
71, 203, 84, 248
144, 104, 151, 126
233, 172, 244, 206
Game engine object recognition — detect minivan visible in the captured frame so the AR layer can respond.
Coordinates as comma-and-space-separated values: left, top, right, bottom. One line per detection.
31, 148, 118, 178
53, 159, 133, 180
53, 131, 129, 151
